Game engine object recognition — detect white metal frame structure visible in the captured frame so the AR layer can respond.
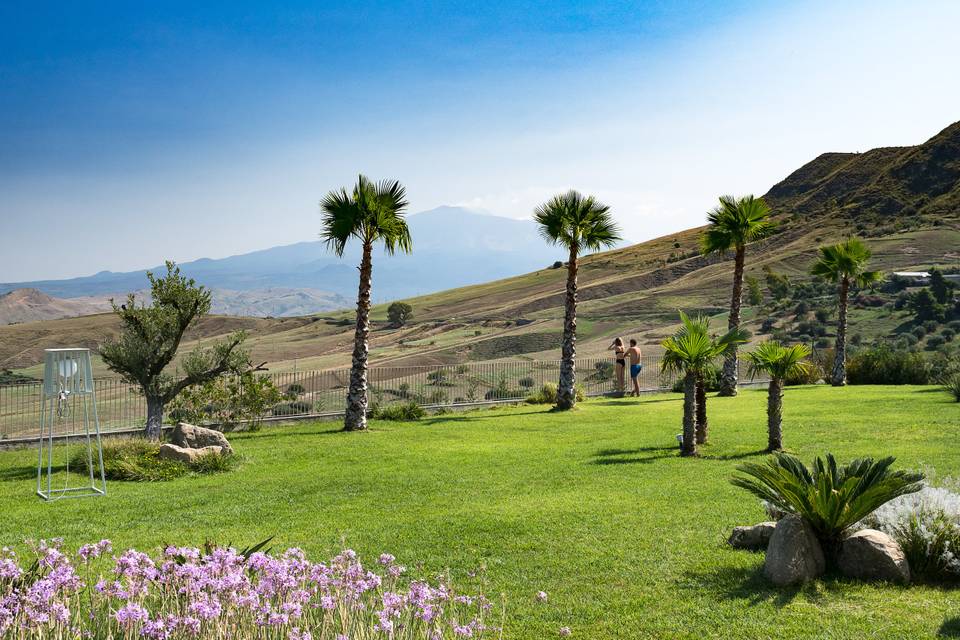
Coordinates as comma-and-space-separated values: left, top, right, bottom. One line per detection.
36, 348, 107, 501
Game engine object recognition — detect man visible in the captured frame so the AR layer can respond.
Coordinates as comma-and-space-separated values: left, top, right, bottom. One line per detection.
626, 339, 642, 397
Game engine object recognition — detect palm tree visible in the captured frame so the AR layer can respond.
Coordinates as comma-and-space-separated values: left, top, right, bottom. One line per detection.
810, 238, 882, 386
321, 175, 411, 431
746, 342, 812, 451
534, 190, 621, 410
701, 195, 776, 397
661, 312, 747, 456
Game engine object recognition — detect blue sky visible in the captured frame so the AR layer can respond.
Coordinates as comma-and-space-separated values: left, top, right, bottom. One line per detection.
2, 0, 959, 281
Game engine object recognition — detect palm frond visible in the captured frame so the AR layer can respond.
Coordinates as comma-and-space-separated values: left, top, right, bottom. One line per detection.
700, 195, 775, 255
534, 190, 621, 252
746, 341, 812, 380
731, 452, 924, 541
319, 174, 412, 256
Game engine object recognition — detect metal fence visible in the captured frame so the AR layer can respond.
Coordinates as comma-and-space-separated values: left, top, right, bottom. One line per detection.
0, 355, 747, 443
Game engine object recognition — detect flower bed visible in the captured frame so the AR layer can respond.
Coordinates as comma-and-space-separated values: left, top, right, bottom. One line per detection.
0, 540, 503, 639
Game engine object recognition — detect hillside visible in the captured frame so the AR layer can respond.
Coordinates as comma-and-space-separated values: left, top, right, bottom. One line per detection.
0, 289, 112, 325
1, 121, 958, 375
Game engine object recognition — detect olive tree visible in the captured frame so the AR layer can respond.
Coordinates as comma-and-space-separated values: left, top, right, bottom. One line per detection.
99, 262, 250, 440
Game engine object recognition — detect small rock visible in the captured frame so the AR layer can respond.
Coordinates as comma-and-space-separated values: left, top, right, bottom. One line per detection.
764, 515, 826, 586
729, 522, 777, 550
171, 422, 233, 454
159, 443, 223, 464
837, 529, 910, 584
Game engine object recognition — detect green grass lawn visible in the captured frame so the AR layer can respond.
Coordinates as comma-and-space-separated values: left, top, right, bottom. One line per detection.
1, 385, 959, 638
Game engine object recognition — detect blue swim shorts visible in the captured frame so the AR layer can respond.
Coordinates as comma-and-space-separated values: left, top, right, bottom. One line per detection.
630, 363, 643, 379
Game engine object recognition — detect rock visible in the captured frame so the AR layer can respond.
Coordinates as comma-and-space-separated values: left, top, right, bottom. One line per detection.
158, 443, 223, 464
171, 422, 233, 454
729, 522, 777, 550
764, 515, 826, 586
837, 529, 910, 584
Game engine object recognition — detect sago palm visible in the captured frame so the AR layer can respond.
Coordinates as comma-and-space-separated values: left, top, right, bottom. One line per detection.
732, 452, 923, 550
661, 312, 747, 456
321, 175, 412, 431
810, 238, 882, 386
701, 195, 775, 397
746, 341, 812, 451
535, 190, 621, 410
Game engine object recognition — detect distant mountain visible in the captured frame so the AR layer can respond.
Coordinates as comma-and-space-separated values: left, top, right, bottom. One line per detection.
0, 289, 111, 325
0, 207, 572, 309
207, 288, 350, 317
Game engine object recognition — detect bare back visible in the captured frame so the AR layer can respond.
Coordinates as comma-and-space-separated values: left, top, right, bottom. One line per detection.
626, 346, 641, 365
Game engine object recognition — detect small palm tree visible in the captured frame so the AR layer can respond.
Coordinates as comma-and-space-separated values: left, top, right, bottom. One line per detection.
810, 238, 882, 386
321, 175, 412, 431
732, 453, 923, 550
701, 195, 776, 397
534, 190, 621, 410
746, 342, 812, 451
661, 312, 747, 456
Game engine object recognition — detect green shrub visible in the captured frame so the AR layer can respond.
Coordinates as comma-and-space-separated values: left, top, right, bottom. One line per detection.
926, 336, 946, 351
945, 374, 960, 402
271, 401, 312, 417
942, 328, 956, 342
518, 376, 536, 389
732, 452, 924, 547
784, 358, 824, 385
369, 401, 425, 421
846, 346, 931, 385
525, 383, 585, 405
69, 439, 237, 482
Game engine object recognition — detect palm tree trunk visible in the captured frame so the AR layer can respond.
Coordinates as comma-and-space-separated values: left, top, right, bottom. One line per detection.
832, 276, 849, 387
681, 371, 698, 456
695, 374, 708, 444
344, 242, 374, 431
556, 245, 579, 410
767, 377, 784, 451
719, 245, 745, 396
145, 395, 164, 441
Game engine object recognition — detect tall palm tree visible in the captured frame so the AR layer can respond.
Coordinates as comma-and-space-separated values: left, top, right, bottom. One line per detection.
661, 312, 747, 456
534, 190, 621, 410
701, 195, 776, 397
746, 342, 812, 451
810, 238, 882, 386
321, 175, 411, 431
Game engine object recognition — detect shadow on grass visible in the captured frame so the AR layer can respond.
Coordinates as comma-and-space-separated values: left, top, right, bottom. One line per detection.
590, 445, 676, 465
590, 396, 682, 407
420, 408, 549, 425
0, 464, 48, 482
939, 617, 960, 637
682, 564, 840, 609
701, 449, 769, 461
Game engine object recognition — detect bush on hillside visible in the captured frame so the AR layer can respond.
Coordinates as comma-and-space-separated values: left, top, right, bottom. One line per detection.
271, 400, 313, 417
846, 346, 931, 385
525, 383, 586, 405
784, 358, 824, 386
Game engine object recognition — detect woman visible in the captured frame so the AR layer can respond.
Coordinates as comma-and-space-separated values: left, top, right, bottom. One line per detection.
608, 337, 626, 394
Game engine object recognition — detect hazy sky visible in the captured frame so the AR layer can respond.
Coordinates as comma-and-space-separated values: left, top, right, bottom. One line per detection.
2, 0, 959, 281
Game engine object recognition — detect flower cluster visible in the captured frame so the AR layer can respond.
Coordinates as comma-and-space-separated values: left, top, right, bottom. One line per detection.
0, 540, 503, 639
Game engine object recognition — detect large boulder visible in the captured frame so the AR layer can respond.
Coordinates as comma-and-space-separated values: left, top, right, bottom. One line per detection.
729, 522, 777, 550
837, 529, 910, 584
159, 443, 223, 464
171, 422, 233, 454
764, 515, 826, 586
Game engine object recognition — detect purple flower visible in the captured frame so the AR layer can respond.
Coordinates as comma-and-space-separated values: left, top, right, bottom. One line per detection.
114, 602, 149, 627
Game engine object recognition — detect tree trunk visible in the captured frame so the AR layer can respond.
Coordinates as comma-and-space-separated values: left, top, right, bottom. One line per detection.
145, 395, 164, 441
719, 245, 745, 396
344, 242, 374, 431
556, 245, 579, 410
695, 374, 708, 444
832, 276, 849, 387
681, 372, 698, 457
767, 377, 784, 451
